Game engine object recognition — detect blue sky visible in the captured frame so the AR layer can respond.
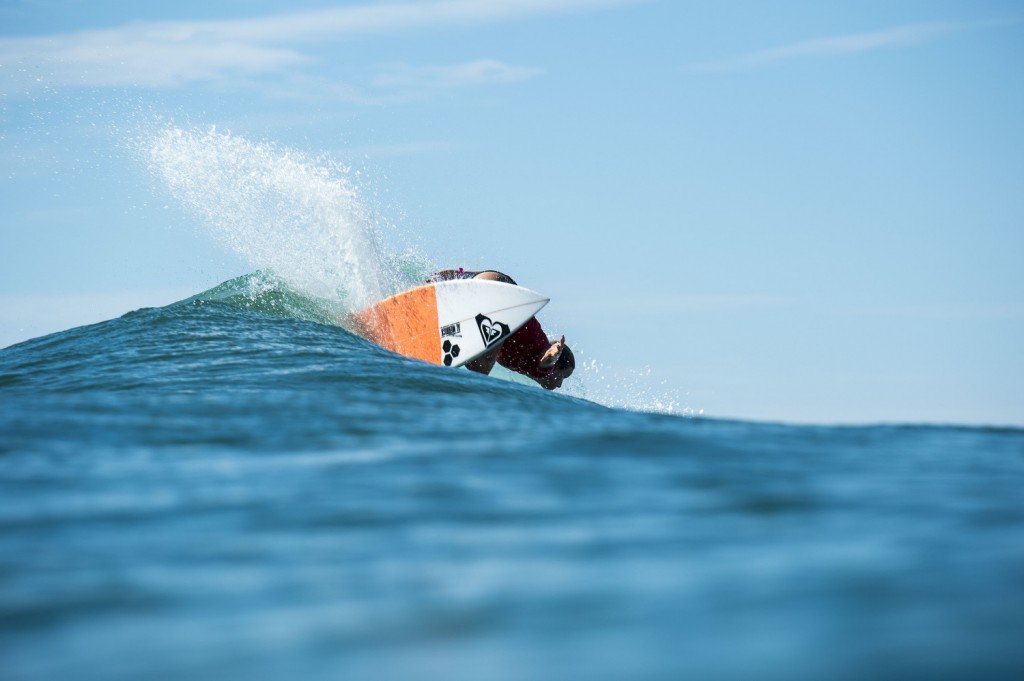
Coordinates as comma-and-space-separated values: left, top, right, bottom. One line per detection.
2, 0, 1022, 425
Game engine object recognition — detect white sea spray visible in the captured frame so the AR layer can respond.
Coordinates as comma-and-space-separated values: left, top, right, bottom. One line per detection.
145, 125, 406, 311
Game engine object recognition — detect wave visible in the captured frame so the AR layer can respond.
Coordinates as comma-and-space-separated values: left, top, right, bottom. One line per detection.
132, 125, 684, 413
180, 270, 352, 327
0, 283, 566, 404
1, 270, 687, 414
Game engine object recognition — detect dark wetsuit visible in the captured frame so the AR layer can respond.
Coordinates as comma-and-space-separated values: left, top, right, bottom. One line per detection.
427, 269, 556, 382
428, 269, 517, 285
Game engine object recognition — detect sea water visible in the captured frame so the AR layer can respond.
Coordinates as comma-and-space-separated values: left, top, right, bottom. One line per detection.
2, 292, 1023, 681
1, 128, 1023, 680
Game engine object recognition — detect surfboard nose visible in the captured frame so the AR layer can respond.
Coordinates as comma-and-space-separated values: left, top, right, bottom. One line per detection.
434, 279, 549, 323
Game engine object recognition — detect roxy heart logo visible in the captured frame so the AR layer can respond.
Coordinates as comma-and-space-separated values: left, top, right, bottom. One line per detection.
475, 314, 511, 348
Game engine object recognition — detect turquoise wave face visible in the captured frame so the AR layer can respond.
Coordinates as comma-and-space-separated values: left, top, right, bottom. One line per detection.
180, 271, 354, 327
2, 287, 1023, 681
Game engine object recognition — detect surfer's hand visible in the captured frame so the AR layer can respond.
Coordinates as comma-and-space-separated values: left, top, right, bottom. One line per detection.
539, 336, 565, 370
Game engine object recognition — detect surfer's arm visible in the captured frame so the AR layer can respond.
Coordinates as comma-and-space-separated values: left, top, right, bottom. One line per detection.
496, 318, 559, 380
538, 335, 565, 370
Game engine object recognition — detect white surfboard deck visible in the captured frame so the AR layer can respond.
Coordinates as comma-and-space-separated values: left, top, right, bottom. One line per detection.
349, 279, 549, 368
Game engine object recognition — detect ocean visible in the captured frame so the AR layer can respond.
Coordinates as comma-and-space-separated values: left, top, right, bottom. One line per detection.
1, 275, 1023, 681
3, 126, 1024, 680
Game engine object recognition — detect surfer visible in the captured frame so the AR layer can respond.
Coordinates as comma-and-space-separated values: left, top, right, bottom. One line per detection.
428, 269, 576, 390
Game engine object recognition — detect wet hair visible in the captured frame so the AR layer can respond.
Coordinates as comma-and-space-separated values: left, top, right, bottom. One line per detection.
556, 344, 575, 377
473, 271, 518, 285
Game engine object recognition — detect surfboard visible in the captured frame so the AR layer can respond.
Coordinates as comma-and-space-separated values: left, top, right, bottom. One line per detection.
349, 279, 549, 367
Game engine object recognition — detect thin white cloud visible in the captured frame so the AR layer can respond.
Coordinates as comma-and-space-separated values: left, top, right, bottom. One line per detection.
0, 0, 637, 92
689, 20, 1002, 72
373, 59, 544, 90
217, 61, 541, 106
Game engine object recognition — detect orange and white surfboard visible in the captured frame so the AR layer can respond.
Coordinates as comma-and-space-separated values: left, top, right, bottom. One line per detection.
349, 279, 549, 367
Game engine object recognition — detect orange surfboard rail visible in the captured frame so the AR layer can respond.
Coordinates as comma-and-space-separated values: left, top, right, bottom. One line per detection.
349, 284, 440, 364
